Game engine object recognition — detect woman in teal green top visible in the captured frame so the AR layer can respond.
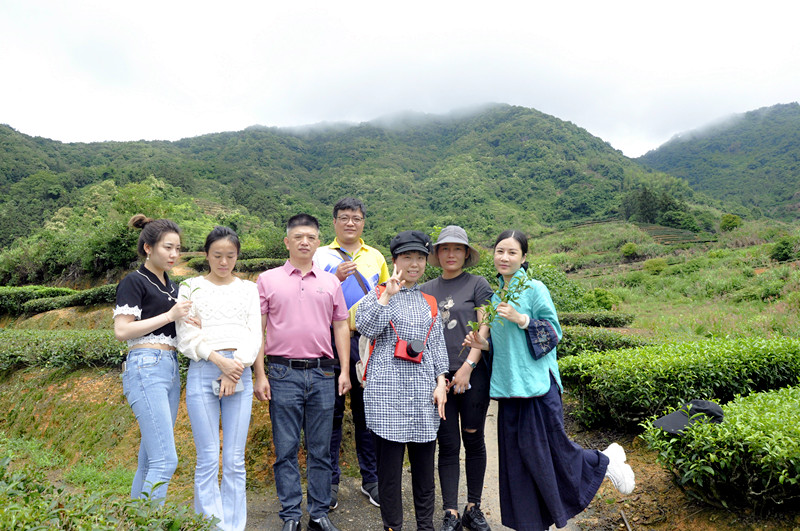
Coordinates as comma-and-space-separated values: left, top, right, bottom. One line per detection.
487, 264, 562, 400
465, 229, 635, 531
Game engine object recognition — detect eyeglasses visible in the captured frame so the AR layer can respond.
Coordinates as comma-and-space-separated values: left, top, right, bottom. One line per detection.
336, 216, 364, 224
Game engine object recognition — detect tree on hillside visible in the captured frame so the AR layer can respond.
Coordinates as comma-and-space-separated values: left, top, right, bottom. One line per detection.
622, 184, 704, 232
720, 213, 743, 232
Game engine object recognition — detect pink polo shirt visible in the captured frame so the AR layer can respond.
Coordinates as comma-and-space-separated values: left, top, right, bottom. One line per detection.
257, 260, 348, 359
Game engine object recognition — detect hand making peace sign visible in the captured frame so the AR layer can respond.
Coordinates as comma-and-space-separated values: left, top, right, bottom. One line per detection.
380, 264, 406, 303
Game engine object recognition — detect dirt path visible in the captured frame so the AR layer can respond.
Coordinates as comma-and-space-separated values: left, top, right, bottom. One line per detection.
243, 401, 585, 530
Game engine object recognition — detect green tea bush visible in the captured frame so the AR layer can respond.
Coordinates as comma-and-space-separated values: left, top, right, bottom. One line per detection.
663, 257, 710, 276
527, 263, 591, 312
21, 294, 75, 314
620, 242, 639, 260
559, 311, 635, 327
729, 266, 798, 303
21, 284, 118, 314
0, 329, 195, 381
770, 236, 798, 262
618, 270, 648, 288
0, 456, 216, 530
641, 385, 800, 511
0, 330, 126, 375
558, 326, 650, 358
0, 286, 76, 315
185, 255, 286, 273
559, 337, 800, 428
185, 255, 208, 272
580, 288, 620, 310
643, 257, 668, 275
235, 257, 287, 273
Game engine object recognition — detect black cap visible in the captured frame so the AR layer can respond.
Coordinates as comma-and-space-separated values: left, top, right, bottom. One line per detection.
653, 399, 724, 435
390, 230, 431, 256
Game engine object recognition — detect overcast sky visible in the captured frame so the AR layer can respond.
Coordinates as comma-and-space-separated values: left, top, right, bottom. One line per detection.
1, 1, 798, 157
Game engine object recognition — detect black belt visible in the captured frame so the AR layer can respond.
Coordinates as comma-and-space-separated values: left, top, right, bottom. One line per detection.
267, 356, 337, 369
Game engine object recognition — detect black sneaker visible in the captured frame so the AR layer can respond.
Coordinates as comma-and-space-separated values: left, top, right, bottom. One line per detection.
361, 482, 380, 507
441, 511, 462, 531
329, 484, 339, 510
462, 504, 490, 531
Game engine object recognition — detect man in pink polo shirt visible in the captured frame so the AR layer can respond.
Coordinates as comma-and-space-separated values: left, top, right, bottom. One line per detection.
253, 213, 351, 531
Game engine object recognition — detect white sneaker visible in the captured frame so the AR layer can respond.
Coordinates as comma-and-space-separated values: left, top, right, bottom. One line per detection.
602, 443, 635, 495
603, 442, 627, 463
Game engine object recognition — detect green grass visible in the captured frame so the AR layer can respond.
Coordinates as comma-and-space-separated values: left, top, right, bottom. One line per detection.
0, 432, 133, 496
0, 431, 67, 470
542, 225, 800, 341
64, 451, 134, 494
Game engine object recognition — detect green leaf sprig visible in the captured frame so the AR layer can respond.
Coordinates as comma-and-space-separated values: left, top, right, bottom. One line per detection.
461, 273, 529, 359
467, 274, 528, 333
179, 280, 201, 300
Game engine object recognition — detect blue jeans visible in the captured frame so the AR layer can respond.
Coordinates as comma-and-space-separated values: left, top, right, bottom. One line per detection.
186, 351, 254, 531
121, 348, 181, 502
268, 362, 336, 522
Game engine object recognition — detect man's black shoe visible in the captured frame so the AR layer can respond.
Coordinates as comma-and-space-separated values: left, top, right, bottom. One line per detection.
462, 504, 491, 531
441, 510, 462, 531
329, 483, 339, 510
361, 482, 380, 507
308, 515, 340, 531
282, 520, 302, 531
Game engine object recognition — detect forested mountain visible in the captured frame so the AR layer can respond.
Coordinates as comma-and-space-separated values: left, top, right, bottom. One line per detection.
1, 104, 706, 246
0, 103, 738, 284
637, 102, 800, 220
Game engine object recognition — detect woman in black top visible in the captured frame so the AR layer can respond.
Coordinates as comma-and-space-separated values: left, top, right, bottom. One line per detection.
114, 214, 192, 502
420, 226, 493, 531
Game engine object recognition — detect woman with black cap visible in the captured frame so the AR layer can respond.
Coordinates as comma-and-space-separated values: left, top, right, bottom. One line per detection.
421, 226, 493, 531
356, 230, 450, 531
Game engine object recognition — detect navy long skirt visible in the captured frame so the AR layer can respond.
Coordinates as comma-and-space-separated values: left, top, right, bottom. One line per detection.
497, 374, 609, 531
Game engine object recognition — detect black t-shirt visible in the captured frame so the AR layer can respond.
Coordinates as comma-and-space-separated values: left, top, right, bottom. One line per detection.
420, 272, 494, 372
114, 264, 178, 347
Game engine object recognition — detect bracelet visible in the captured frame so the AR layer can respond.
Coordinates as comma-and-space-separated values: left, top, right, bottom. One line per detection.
465, 359, 477, 369
517, 314, 530, 329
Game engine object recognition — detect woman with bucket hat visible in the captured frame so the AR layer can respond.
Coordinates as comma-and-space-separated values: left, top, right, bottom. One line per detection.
421, 226, 494, 531
356, 230, 450, 531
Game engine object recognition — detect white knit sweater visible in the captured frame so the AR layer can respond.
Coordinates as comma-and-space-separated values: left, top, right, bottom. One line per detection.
176, 276, 262, 366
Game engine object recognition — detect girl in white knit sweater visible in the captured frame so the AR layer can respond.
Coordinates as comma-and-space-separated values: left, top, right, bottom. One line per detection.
177, 226, 262, 531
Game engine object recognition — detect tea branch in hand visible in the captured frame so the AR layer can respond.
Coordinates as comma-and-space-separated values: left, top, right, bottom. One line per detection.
179, 280, 201, 300
461, 273, 528, 358
467, 274, 527, 333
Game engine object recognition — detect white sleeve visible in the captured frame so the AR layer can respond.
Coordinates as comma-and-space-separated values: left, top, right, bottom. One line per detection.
235, 282, 264, 367
176, 279, 212, 362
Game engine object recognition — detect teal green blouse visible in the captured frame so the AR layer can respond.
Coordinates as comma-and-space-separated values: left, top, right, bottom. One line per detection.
489, 268, 563, 398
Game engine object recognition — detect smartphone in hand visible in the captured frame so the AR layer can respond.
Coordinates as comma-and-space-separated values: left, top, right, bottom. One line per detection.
212, 379, 244, 395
